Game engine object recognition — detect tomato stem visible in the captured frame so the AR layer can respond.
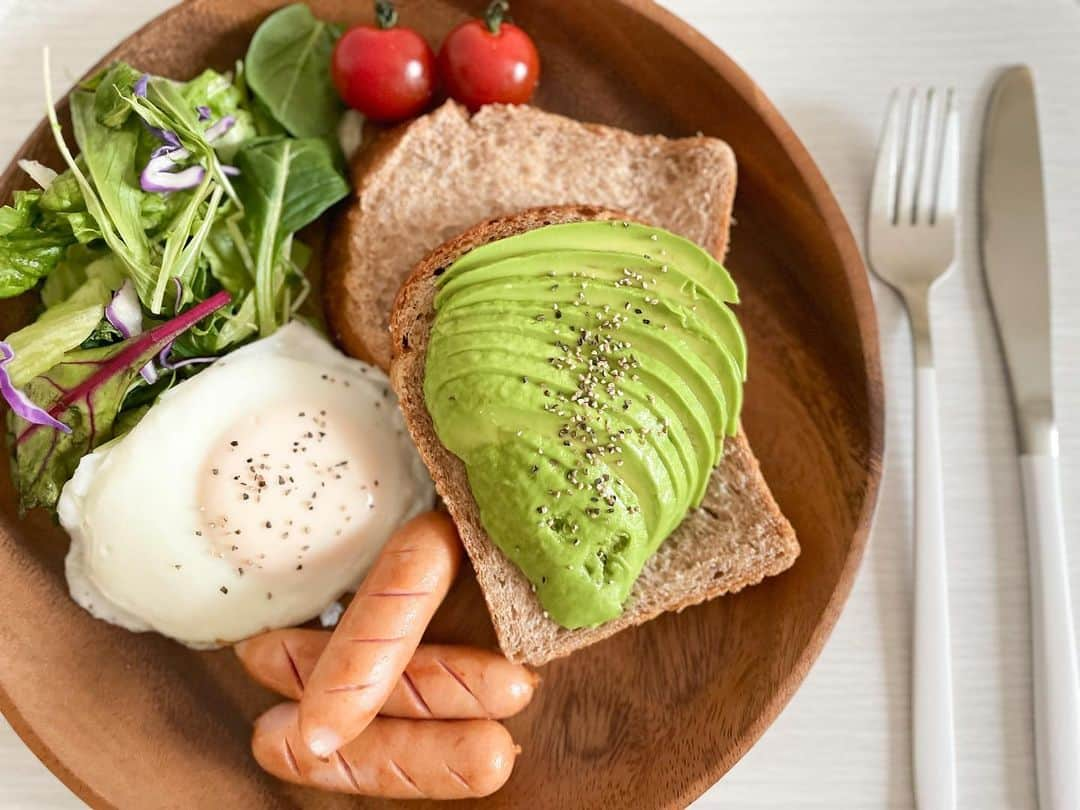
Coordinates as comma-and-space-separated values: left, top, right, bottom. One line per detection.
375, 0, 398, 29
484, 0, 510, 34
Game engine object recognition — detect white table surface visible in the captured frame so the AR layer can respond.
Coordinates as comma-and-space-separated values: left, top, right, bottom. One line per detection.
1, 0, 1078, 807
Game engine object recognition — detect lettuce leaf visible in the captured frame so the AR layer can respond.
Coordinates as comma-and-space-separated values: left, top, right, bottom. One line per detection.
36, 168, 100, 244
3, 273, 116, 386
7, 290, 230, 513
41, 248, 123, 309
69, 90, 155, 295
93, 62, 142, 128
182, 69, 256, 162
0, 190, 79, 297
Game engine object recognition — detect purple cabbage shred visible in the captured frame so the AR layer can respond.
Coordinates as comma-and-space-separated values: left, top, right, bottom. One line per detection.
0, 342, 72, 433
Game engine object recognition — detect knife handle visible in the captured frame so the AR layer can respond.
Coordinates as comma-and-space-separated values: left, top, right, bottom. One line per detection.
913, 366, 957, 810
1021, 451, 1080, 810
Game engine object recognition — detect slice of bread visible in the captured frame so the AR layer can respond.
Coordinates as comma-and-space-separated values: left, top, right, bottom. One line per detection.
389, 205, 799, 666
324, 100, 738, 370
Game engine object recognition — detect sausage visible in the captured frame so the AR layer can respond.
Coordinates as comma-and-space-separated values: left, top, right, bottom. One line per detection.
298, 510, 461, 756
236, 629, 539, 719
253, 702, 518, 799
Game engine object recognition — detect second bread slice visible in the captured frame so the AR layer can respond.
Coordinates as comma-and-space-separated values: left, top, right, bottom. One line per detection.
324, 100, 737, 370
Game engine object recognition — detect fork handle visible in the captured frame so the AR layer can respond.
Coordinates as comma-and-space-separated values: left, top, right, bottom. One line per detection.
913, 365, 957, 810
1020, 451, 1080, 810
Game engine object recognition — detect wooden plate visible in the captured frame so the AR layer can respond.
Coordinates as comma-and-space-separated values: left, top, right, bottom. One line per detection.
0, 1, 883, 807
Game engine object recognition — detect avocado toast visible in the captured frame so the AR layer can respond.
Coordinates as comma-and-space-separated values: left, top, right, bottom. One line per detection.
389, 206, 798, 665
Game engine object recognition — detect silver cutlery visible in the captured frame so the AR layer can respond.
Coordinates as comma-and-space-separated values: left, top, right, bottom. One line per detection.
979, 64, 1080, 810
868, 87, 959, 810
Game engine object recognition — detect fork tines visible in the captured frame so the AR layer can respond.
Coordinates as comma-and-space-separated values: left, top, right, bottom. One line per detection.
872, 88, 958, 229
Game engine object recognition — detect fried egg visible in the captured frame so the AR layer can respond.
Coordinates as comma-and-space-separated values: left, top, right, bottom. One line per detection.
58, 321, 434, 648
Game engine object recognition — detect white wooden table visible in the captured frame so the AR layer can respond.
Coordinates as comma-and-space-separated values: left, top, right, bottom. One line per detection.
1, 0, 1078, 807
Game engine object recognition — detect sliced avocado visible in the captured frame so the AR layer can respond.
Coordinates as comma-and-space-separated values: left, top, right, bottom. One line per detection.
432, 304, 720, 503
436, 262, 744, 437
425, 336, 685, 538
437, 249, 745, 378
440, 220, 739, 304
464, 433, 649, 628
424, 221, 748, 628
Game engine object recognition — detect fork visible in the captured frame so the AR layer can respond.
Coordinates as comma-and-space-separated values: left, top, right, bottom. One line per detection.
868, 88, 960, 810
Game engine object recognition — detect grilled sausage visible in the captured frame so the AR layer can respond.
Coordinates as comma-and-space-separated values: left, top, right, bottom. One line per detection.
297, 510, 461, 756
236, 630, 538, 718
253, 702, 518, 799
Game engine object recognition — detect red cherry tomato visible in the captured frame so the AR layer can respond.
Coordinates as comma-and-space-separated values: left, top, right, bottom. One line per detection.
437, 1, 540, 111
331, 1, 436, 123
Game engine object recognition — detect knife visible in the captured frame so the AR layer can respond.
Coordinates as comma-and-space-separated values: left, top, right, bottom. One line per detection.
979, 65, 1080, 810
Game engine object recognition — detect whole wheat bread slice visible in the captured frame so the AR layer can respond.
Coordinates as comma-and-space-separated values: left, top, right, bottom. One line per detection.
325, 100, 739, 370
389, 206, 799, 666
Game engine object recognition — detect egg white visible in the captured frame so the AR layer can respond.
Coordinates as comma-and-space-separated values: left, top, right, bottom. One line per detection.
58, 321, 434, 648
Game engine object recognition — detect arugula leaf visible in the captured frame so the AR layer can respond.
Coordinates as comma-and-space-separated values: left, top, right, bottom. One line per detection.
234, 136, 347, 335
245, 4, 343, 138
231, 60, 287, 140
0, 190, 78, 297
7, 289, 230, 513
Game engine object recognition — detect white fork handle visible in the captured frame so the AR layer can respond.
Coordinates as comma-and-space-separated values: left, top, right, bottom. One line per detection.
913, 366, 957, 810
1020, 452, 1080, 810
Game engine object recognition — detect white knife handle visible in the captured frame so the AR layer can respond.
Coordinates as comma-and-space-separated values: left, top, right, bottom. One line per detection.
913, 366, 957, 810
1020, 452, 1080, 810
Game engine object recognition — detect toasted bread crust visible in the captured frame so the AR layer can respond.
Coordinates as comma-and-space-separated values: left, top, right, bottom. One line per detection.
324, 118, 416, 366
389, 206, 798, 665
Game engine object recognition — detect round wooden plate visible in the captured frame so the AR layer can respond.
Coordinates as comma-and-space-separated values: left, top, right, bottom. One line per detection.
0, 1, 883, 807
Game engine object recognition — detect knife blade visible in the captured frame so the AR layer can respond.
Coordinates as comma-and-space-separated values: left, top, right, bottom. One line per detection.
979, 65, 1055, 454
979, 65, 1080, 810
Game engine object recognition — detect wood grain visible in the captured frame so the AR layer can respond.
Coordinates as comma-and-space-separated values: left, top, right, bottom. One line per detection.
0, 1, 881, 808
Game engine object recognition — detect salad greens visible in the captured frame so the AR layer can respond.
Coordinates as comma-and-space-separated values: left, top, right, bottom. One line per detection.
235, 137, 348, 335
0, 3, 348, 512
244, 4, 345, 138
11, 291, 231, 513
0, 189, 79, 297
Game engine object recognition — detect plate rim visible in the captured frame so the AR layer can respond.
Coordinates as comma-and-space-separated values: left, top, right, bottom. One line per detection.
0, 0, 884, 807
621, 0, 884, 802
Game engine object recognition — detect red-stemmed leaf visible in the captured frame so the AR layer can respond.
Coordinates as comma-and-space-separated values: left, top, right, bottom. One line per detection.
7, 290, 230, 513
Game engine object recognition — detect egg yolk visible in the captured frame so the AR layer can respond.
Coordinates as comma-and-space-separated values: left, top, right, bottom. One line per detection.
197, 400, 382, 575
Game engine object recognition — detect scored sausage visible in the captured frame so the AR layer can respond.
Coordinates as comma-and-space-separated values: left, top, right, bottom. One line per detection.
253, 702, 519, 799
298, 510, 461, 756
236, 629, 539, 719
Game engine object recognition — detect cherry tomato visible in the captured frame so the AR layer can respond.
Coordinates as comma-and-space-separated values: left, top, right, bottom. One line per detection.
331, 1, 436, 123
437, 1, 540, 111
